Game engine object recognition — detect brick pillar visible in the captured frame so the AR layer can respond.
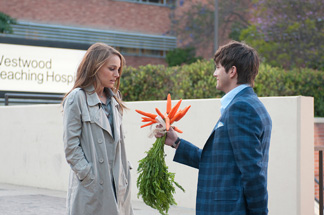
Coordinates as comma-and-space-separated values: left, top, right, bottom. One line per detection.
314, 118, 324, 201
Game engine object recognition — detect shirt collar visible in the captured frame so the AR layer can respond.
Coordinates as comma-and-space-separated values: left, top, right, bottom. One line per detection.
220, 84, 250, 114
106, 88, 115, 99
103, 88, 115, 105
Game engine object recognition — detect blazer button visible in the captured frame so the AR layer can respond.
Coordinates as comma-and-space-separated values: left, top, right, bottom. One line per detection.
98, 139, 103, 144
100, 180, 104, 185
99, 158, 104, 163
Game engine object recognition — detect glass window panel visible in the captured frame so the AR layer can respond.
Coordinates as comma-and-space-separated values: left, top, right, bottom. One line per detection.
114, 0, 172, 5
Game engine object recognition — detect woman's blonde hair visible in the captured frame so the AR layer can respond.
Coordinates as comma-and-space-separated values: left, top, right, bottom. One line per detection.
64, 43, 126, 111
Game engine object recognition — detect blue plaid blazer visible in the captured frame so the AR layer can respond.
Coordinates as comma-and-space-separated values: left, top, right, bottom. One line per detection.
174, 87, 272, 215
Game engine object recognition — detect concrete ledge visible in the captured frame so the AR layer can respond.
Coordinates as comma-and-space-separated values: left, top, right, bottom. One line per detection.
315, 117, 324, 123
0, 96, 314, 215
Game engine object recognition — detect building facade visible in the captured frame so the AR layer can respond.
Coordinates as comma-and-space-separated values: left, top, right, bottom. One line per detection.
0, 0, 179, 67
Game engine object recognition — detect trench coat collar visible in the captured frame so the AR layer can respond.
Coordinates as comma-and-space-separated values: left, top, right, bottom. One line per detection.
83, 85, 119, 107
83, 85, 122, 142
106, 87, 122, 144
110, 92, 122, 144
83, 85, 101, 107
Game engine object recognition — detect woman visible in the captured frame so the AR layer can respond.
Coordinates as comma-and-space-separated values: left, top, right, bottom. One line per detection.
62, 43, 133, 215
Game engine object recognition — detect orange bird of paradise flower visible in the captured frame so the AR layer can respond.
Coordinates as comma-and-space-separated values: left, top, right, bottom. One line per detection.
135, 94, 191, 133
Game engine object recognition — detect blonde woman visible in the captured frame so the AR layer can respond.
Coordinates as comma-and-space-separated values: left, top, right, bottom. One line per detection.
62, 43, 133, 215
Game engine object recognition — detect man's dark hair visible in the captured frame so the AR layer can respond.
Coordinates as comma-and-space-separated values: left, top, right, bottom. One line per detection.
214, 41, 259, 86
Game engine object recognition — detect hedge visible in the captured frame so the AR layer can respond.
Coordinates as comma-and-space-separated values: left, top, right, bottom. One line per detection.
120, 60, 324, 117
255, 64, 324, 117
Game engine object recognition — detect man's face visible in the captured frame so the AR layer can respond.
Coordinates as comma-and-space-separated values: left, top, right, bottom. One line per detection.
213, 63, 231, 93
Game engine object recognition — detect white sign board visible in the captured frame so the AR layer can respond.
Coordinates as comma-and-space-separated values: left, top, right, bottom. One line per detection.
0, 43, 86, 93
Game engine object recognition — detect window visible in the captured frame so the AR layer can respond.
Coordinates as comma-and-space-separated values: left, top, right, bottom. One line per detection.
115, 0, 173, 6
115, 47, 166, 58
117, 47, 140, 55
141, 49, 164, 57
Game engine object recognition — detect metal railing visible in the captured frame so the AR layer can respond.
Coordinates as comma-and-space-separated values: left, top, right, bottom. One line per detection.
315, 145, 324, 215
316, 177, 321, 203
4, 93, 64, 106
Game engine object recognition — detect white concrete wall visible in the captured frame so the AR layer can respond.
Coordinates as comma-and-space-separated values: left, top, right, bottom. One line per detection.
0, 96, 314, 215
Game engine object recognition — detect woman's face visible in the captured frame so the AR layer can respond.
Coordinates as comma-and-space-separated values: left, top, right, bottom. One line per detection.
97, 54, 121, 89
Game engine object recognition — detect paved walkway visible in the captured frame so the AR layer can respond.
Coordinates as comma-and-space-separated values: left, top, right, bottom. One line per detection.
0, 183, 194, 215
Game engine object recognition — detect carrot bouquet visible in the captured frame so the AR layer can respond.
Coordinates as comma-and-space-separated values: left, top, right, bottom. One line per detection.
135, 94, 191, 215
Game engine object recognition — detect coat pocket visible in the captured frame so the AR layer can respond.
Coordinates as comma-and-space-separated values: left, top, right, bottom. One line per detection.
117, 169, 129, 203
118, 169, 128, 191
80, 169, 96, 191
214, 187, 240, 201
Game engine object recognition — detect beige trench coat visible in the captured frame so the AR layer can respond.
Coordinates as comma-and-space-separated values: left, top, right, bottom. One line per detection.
63, 86, 133, 215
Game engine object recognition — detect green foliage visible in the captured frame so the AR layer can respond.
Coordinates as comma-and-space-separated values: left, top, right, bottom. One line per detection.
121, 64, 174, 101
229, 21, 249, 41
121, 60, 220, 102
121, 60, 324, 117
240, 26, 283, 67
254, 64, 324, 117
240, 0, 324, 70
165, 47, 202, 67
0, 12, 16, 33
137, 135, 185, 215
172, 60, 221, 99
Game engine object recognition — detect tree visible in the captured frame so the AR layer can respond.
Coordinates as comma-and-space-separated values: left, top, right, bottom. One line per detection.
0, 12, 16, 34
240, 0, 324, 70
166, 47, 202, 67
170, 0, 251, 57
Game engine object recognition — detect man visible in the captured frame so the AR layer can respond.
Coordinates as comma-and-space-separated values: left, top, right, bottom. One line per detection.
163, 41, 272, 215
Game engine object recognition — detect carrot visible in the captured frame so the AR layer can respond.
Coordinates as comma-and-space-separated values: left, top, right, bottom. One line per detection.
136, 94, 191, 135
175, 105, 191, 121
140, 121, 155, 128
142, 117, 157, 123
137, 93, 189, 214
166, 94, 171, 114
168, 99, 182, 120
136, 109, 157, 119
173, 126, 183, 133
170, 110, 182, 124
164, 114, 170, 131
155, 108, 165, 119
